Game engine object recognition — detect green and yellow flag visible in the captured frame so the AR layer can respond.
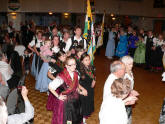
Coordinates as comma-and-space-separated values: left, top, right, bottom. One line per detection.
83, 0, 96, 65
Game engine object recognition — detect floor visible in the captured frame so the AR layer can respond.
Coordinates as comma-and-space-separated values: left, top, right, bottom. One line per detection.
25, 49, 165, 124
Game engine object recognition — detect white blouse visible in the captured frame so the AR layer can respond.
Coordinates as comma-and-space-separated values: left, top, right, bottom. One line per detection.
153, 38, 164, 47
49, 71, 76, 91
52, 46, 60, 53
103, 73, 118, 99
29, 38, 42, 48
124, 72, 134, 90
99, 96, 128, 124
62, 38, 72, 53
74, 36, 87, 49
0, 61, 13, 82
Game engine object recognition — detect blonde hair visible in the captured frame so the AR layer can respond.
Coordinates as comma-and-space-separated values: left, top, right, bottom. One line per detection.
65, 56, 75, 65
44, 40, 51, 45
111, 78, 131, 98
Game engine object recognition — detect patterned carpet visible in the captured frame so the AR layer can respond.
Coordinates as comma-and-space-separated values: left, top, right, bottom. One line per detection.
24, 49, 165, 124
25, 75, 53, 124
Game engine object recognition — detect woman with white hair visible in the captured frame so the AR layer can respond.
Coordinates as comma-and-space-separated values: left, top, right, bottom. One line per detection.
121, 55, 139, 124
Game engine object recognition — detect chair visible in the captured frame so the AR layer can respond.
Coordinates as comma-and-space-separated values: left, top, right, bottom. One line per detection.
6, 88, 18, 115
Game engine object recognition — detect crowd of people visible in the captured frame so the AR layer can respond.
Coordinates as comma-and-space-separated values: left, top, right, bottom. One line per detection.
0, 18, 164, 124
0, 20, 96, 124
105, 25, 165, 72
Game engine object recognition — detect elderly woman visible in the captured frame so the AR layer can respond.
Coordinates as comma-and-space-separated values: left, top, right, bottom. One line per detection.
121, 55, 139, 124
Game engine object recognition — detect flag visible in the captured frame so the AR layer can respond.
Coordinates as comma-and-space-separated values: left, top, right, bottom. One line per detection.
97, 12, 105, 48
83, 0, 96, 65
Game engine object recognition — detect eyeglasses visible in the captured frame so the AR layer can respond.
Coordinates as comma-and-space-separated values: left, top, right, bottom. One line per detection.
67, 64, 76, 67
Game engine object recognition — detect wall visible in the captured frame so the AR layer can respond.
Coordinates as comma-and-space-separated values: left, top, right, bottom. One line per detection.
1, 0, 165, 31
20, 0, 84, 13
95, 0, 165, 17
0, 0, 7, 12
1, 0, 165, 17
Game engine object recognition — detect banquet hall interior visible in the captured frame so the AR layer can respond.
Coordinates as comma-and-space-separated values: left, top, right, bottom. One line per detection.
1, 0, 165, 124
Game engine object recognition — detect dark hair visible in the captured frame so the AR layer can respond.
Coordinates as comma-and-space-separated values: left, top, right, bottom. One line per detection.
56, 50, 65, 59
52, 35, 59, 40
37, 31, 43, 35
74, 25, 81, 31
80, 52, 90, 62
42, 33, 49, 40
75, 45, 84, 55
63, 30, 70, 35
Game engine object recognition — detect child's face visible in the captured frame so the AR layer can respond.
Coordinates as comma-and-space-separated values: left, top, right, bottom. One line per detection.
59, 54, 67, 62
158, 35, 163, 40
66, 59, 76, 72
52, 28, 58, 36
42, 36, 46, 42
46, 41, 51, 47
82, 56, 90, 67
77, 51, 84, 58
74, 28, 82, 36
64, 32, 70, 40
24, 50, 28, 54
133, 31, 136, 36
37, 33, 42, 40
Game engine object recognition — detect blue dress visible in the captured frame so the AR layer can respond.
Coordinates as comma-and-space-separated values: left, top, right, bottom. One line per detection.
115, 35, 128, 58
31, 53, 36, 77
35, 57, 43, 81
105, 31, 115, 58
35, 62, 51, 92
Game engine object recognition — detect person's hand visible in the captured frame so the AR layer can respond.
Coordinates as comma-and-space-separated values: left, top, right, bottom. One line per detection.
130, 90, 139, 97
123, 96, 138, 105
51, 59, 56, 63
36, 52, 40, 56
0, 81, 6, 86
91, 80, 96, 88
125, 100, 136, 105
0, 72, 5, 85
21, 86, 28, 100
58, 94, 67, 101
81, 89, 88, 96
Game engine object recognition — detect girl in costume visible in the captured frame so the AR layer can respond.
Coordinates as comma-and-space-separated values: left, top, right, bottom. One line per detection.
79, 52, 96, 124
48, 56, 87, 124
46, 51, 66, 112
35, 40, 55, 92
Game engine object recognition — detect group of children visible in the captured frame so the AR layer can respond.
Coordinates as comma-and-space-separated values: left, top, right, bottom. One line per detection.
27, 26, 96, 124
